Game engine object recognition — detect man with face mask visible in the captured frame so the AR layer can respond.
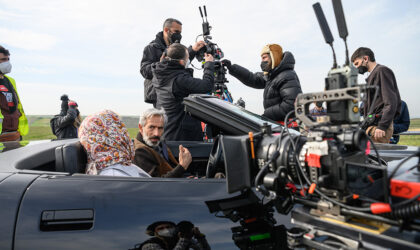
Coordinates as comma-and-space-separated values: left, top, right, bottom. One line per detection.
0, 45, 28, 142
140, 221, 179, 250
152, 43, 215, 141
133, 108, 192, 177
351, 47, 401, 143
221, 44, 302, 124
140, 221, 210, 250
140, 18, 206, 107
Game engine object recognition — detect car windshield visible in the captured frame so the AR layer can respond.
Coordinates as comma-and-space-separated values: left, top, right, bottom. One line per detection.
205, 98, 281, 129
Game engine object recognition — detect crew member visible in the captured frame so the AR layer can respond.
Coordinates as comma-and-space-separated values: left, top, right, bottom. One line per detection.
152, 43, 215, 141
140, 18, 206, 107
50, 95, 81, 139
351, 47, 401, 143
0, 45, 28, 142
222, 44, 302, 124
133, 108, 192, 177
390, 100, 410, 144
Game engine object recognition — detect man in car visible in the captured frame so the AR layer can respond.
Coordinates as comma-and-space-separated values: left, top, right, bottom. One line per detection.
133, 108, 192, 177
152, 43, 215, 141
140, 18, 206, 107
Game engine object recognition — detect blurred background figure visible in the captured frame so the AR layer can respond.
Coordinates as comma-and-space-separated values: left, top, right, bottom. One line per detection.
390, 100, 410, 144
310, 101, 327, 118
79, 109, 150, 177
0, 45, 28, 142
50, 94, 81, 139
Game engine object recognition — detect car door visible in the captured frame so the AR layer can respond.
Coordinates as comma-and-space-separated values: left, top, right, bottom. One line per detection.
14, 175, 240, 249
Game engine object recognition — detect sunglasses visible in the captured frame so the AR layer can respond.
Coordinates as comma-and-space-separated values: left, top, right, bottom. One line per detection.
0, 57, 10, 62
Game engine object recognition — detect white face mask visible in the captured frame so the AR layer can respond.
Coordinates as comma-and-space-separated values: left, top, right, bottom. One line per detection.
185, 59, 190, 68
0, 61, 12, 74
157, 227, 176, 238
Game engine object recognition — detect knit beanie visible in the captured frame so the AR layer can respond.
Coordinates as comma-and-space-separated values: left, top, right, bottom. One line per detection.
261, 44, 283, 69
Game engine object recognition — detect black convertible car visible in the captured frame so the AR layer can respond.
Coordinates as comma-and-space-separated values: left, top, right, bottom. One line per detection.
0, 95, 418, 249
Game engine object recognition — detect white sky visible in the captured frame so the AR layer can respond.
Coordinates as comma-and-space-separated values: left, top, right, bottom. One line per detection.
1, 0, 419, 117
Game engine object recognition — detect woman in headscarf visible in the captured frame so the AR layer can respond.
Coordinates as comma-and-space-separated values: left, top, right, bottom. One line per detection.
79, 110, 151, 177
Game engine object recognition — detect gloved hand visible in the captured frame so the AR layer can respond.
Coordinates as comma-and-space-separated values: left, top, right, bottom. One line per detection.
60, 94, 69, 102
60, 95, 69, 112
221, 59, 232, 70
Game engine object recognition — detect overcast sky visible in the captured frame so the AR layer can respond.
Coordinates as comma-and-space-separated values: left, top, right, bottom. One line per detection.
1, 0, 419, 118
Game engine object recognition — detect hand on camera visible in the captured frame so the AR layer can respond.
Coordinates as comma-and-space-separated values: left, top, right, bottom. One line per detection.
221, 59, 232, 70
192, 40, 206, 52
179, 145, 192, 170
204, 53, 214, 62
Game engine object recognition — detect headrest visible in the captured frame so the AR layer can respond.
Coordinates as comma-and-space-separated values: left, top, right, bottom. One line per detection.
55, 141, 87, 174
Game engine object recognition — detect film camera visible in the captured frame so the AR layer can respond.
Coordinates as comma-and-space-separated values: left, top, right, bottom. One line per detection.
195, 6, 235, 104
206, 1, 420, 249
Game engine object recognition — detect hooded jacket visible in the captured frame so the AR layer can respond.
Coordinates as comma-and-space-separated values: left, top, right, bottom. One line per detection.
228, 51, 302, 121
152, 59, 215, 141
140, 32, 197, 105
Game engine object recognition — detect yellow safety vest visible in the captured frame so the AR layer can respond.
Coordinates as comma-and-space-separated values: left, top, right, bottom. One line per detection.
0, 75, 29, 136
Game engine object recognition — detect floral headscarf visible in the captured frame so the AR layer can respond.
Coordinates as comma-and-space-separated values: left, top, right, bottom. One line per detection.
79, 110, 134, 175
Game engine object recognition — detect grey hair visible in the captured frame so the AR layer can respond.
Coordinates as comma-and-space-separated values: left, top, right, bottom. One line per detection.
139, 108, 167, 127
163, 18, 182, 29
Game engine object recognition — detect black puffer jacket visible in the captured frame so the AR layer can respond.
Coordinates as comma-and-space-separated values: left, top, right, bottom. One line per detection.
140, 32, 197, 105
152, 60, 215, 141
228, 51, 302, 121
52, 108, 78, 139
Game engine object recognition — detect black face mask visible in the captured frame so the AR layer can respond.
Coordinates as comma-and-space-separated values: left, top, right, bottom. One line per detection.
169, 32, 182, 44
260, 61, 270, 72
357, 60, 368, 75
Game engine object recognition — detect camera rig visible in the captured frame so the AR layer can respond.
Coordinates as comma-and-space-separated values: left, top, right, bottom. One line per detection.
205, 1, 420, 249
196, 6, 235, 104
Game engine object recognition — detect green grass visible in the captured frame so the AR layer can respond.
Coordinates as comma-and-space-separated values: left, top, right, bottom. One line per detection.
20, 116, 420, 147
409, 118, 420, 130
22, 122, 140, 141
22, 126, 56, 141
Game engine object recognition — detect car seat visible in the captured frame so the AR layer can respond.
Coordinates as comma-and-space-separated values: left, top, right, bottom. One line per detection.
55, 141, 87, 174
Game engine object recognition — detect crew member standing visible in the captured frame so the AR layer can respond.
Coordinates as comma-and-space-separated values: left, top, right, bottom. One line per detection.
351, 47, 401, 143
0, 45, 28, 142
140, 18, 205, 107
222, 44, 302, 124
152, 43, 215, 141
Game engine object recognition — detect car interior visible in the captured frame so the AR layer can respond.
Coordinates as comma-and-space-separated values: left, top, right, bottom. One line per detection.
4, 138, 214, 178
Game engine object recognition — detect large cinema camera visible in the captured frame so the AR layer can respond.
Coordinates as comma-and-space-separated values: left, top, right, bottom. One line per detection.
206, 1, 420, 249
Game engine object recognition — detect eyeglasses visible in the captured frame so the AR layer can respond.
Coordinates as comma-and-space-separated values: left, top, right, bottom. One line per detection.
0, 57, 10, 62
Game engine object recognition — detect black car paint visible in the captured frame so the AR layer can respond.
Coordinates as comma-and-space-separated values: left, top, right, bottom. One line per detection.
0, 95, 418, 249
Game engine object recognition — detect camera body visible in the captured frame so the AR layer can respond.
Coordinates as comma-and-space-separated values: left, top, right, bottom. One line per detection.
195, 37, 224, 62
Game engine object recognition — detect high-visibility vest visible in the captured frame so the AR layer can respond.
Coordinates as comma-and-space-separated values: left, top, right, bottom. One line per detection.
0, 75, 29, 136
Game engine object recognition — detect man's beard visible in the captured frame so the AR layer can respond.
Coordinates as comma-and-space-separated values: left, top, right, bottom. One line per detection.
143, 134, 161, 148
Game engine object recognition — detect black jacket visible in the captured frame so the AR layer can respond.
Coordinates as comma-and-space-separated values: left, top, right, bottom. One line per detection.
52, 108, 78, 139
228, 51, 302, 121
364, 64, 401, 131
140, 32, 197, 105
152, 60, 215, 141
391, 100, 410, 144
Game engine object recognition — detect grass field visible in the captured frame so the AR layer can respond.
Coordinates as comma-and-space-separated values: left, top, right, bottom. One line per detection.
21, 116, 420, 146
